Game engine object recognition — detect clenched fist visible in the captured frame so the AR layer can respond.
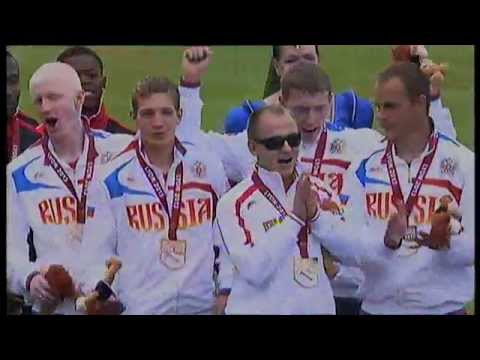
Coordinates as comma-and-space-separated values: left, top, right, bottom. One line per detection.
181, 46, 213, 84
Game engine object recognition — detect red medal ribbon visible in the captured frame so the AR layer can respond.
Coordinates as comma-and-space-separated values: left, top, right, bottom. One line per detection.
311, 127, 328, 177
385, 132, 439, 224
42, 132, 97, 224
135, 139, 184, 241
251, 170, 309, 258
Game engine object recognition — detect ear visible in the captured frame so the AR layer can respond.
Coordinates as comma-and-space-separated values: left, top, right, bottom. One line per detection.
75, 91, 85, 111
415, 94, 427, 109
247, 139, 257, 157
101, 75, 107, 90
177, 108, 183, 124
273, 58, 282, 77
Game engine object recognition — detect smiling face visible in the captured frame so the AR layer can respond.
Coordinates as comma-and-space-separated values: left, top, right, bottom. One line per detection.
248, 109, 300, 179
281, 88, 331, 144
61, 53, 106, 115
273, 45, 319, 80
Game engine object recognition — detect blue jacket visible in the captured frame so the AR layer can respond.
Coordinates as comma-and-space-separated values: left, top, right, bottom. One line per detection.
224, 90, 374, 134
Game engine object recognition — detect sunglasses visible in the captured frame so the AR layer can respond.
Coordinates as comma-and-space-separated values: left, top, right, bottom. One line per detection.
255, 133, 302, 150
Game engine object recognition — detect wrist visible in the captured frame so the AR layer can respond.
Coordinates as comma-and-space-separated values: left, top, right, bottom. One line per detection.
180, 75, 201, 88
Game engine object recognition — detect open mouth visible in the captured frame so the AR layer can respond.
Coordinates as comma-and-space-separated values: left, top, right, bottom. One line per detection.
278, 158, 293, 165
302, 127, 319, 134
44, 117, 58, 127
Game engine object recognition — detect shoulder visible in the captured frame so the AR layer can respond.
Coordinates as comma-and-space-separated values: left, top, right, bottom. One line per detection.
98, 152, 139, 200
436, 132, 474, 175
217, 178, 256, 210
8, 143, 43, 172
93, 131, 135, 159
105, 117, 135, 135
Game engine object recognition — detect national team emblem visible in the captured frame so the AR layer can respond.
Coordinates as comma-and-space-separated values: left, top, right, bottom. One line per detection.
192, 161, 207, 178
101, 152, 113, 164
330, 138, 344, 154
440, 158, 457, 177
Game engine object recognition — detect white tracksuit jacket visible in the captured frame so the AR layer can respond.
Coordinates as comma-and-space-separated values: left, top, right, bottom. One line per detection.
79, 137, 228, 314
7, 129, 133, 314
312, 131, 474, 314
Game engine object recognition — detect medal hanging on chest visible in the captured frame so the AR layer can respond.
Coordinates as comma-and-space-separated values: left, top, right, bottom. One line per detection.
384, 133, 439, 257
136, 140, 187, 270
252, 171, 319, 287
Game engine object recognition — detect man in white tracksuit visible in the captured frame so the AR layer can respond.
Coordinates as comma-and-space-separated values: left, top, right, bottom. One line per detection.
178, 52, 382, 314
214, 104, 352, 314
80, 76, 228, 314
7, 63, 133, 315
312, 63, 474, 315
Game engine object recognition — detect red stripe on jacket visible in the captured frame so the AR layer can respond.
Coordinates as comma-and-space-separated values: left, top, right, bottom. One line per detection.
422, 178, 463, 205
234, 184, 258, 247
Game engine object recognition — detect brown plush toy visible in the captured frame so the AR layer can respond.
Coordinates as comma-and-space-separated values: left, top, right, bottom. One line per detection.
418, 195, 463, 250
43, 265, 75, 299
391, 45, 448, 95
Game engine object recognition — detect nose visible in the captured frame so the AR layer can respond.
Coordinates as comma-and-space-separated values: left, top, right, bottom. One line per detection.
280, 139, 293, 152
150, 111, 166, 129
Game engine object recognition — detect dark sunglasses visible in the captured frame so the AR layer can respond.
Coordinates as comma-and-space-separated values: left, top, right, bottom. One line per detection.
255, 133, 302, 150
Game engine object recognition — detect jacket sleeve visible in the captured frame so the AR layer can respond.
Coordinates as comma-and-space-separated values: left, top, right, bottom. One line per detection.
6, 165, 37, 296
436, 149, 474, 266
177, 84, 255, 183
214, 200, 304, 287
430, 98, 457, 140
176, 85, 204, 144
310, 161, 397, 268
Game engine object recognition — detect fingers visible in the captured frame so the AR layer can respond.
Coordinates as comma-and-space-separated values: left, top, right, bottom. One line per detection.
185, 46, 212, 63
394, 199, 407, 219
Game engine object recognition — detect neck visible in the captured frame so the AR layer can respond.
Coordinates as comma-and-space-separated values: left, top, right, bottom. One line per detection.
50, 122, 85, 163
143, 138, 175, 173
282, 171, 296, 192
394, 117, 432, 163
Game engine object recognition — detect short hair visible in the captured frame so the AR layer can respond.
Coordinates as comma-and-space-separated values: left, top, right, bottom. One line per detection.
131, 76, 180, 117
272, 45, 320, 60
281, 62, 332, 100
378, 62, 431, 113
57, 46, 104, 74
29, 62, 83, 98
247, 104, 290, 140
